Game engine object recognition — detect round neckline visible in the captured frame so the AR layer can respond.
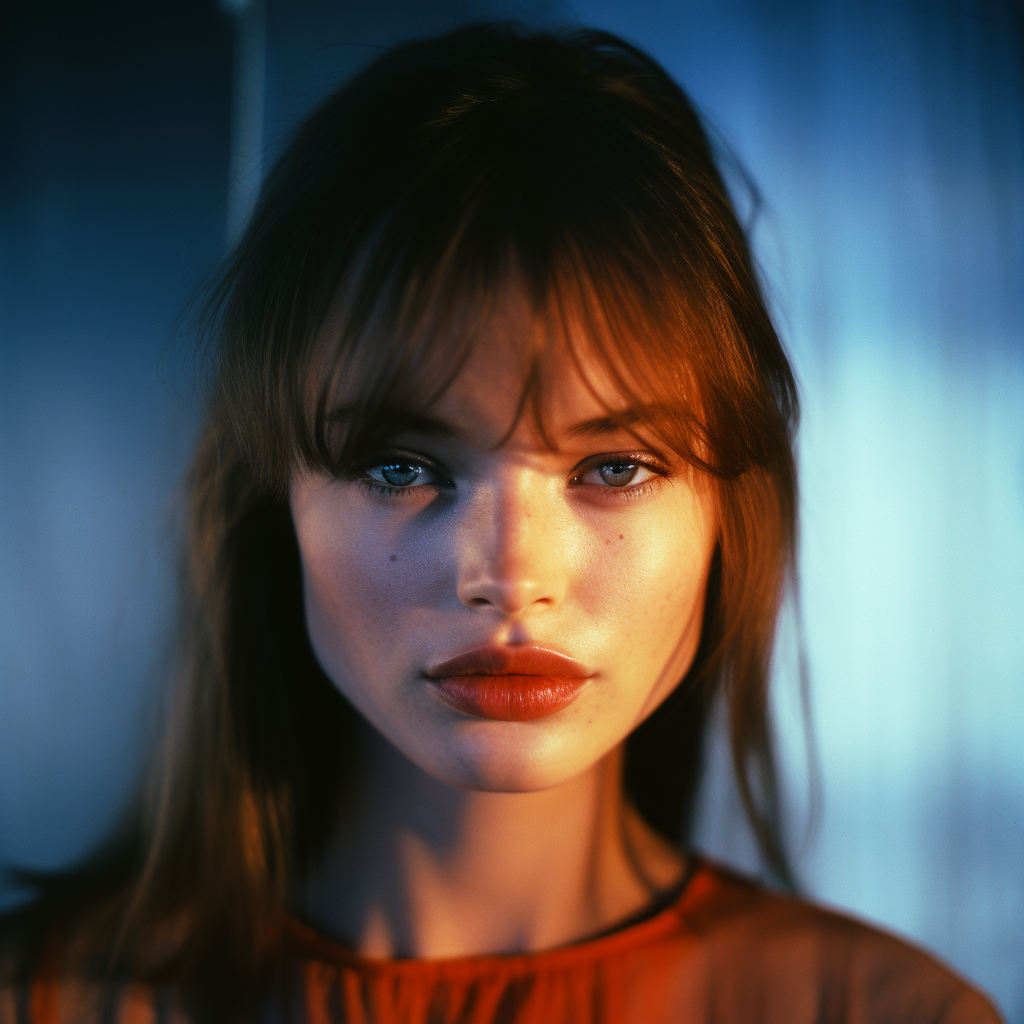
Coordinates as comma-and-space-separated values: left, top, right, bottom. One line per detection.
282, 857, 710, 977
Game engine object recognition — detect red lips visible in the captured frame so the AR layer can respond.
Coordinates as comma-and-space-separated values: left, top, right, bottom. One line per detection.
425, 645, 592, 721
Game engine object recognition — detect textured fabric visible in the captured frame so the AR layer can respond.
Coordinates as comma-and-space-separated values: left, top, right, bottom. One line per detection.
6, 861, 1002, 1023
277, 862, 1000, 1024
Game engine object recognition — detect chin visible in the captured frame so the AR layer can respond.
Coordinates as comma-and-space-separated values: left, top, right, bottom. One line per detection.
414, 720, 606, 794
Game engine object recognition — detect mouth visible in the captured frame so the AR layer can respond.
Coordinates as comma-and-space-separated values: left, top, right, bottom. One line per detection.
424, 645, 592, 721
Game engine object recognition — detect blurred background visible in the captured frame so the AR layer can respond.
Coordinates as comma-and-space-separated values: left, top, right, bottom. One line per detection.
1, 0, 1021, 1016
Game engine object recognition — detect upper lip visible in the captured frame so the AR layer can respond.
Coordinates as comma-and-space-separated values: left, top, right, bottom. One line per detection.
425, 644, 593, 679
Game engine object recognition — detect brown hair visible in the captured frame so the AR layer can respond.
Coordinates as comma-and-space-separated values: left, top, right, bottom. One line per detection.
2, 22, 798, 1008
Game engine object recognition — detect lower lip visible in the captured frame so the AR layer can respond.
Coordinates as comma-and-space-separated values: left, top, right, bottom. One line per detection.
429, 675, 587, 721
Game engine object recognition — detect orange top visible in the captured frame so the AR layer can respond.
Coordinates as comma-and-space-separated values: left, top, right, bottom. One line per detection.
5, 860, 1002, 1024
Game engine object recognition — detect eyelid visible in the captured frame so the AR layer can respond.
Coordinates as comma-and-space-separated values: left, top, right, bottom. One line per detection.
360, 449, 453, 487
568, 450, 670, 482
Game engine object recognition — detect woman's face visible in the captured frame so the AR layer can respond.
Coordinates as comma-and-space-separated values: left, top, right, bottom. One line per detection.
290, 292, 718, 792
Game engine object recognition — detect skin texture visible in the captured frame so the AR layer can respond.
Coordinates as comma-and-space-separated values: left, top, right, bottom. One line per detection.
290, 288, 719, 957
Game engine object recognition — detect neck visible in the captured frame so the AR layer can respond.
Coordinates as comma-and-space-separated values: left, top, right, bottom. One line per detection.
296, 725, 686, 959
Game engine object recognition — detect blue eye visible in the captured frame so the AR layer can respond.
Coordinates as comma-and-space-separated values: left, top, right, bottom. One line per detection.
362, 456, 450, 493
377, 462, 423, 487
575, 460, 656, 488
598, 462, 640, 487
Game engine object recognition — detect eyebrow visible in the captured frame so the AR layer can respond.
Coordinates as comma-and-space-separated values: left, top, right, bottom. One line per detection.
328, 405, 656, 445
327, 406, 465, 440
564, 408, 654, 439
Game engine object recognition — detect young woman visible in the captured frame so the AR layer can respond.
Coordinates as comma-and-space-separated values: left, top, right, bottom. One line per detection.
1, 23, 1001, 1024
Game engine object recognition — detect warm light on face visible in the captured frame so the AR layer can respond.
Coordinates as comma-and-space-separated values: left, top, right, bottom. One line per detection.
288, 293, 719, 793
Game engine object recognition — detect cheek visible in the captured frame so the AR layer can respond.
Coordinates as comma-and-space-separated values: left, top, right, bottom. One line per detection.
574, 489, 715, 678
581, 509, 710, 616
299, 528, 377, 675
291, 488, 451, 683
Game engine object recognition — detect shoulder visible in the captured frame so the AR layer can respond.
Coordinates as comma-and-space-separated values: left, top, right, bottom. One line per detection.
647, 858, 1003, 1024
0, 936, 186, 1024
0, 979, 192, 1024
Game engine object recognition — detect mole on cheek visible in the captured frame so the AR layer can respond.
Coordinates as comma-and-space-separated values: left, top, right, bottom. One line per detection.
390, 554, 397, 562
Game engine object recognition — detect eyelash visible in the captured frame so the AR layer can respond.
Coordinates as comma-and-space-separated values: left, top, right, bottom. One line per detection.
355, 452, 669, 501
568, 454, 668, 501
361, 480, 448, 500
354, 453, 453, 499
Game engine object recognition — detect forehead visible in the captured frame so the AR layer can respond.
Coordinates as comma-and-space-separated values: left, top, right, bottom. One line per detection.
316, 266, 699, 470
418, 283, 648, 451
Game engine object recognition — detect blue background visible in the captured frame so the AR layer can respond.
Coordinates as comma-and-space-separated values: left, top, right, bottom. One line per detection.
2, 1, 1021, 1016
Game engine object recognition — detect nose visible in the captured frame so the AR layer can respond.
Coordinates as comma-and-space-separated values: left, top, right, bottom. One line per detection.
455, 467, 567, 615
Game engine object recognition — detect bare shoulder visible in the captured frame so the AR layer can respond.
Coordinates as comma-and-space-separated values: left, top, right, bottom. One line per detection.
673, 859, 1004, 1024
